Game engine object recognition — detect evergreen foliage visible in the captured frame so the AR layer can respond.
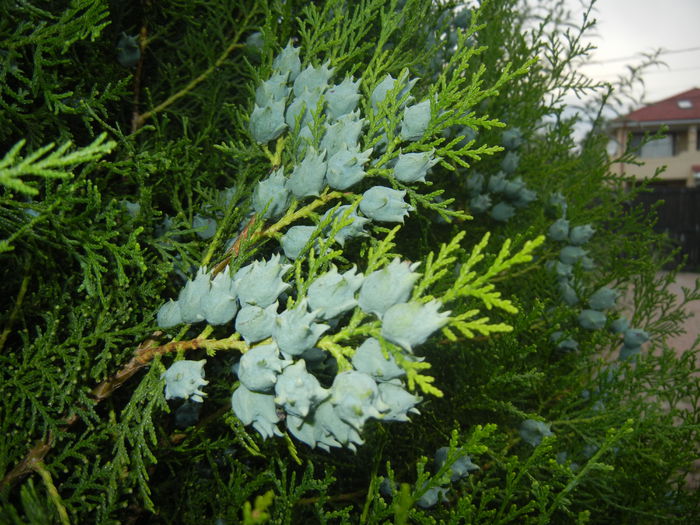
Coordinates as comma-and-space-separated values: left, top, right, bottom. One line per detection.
1, 0, 698, 522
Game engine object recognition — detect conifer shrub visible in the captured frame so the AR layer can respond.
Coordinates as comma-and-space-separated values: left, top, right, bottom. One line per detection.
1, 0, 698, 523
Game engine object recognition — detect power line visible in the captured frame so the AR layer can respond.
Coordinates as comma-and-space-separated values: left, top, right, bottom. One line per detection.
646, 65, 700, 75
583, 45, 700, 65
592, 65, 700, 80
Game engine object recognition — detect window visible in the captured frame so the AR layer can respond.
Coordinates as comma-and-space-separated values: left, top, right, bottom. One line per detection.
629, 132, 675, 158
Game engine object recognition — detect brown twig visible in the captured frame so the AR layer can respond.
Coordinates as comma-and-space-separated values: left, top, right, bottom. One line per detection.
131, 30, 248, 131
91, 332, 246, 402
0, 332, 244, 491
0, 438, 52, 493
212, 190, 347, 277
89, 330, 165, 401
130, 24, 149, 134
211, 213, 260, 276
296, 489, 366, 506
129, 2, 260, 132
0, 270, 30, 352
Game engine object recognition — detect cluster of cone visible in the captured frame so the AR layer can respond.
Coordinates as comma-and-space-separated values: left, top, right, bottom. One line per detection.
546, 193, 649, 360
158, 255, 450, 450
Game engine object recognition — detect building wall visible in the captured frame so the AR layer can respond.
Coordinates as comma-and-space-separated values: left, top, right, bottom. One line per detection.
614, 124, 700, 186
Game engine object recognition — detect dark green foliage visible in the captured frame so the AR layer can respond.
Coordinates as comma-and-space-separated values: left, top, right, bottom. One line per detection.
0, 0, 698, 523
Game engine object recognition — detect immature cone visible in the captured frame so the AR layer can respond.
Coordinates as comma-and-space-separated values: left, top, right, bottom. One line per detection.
326, 147, 372, 190
201, 269, 238, 325
569, 224, 596, 245
434, 447, 479, 482
503, 177, 525, 198
359, 186, 412, 223
559, 245, 587, 265
231, 385, 283, 440
307, 265, 364, 319
519, 419, 553, 447
588, 286, 618, 311
272, 42, 301, 81
249, 100, 287, 143
501, 127, 523, 150
469, 194, 492, 213
286, 148, 327, 198
162, 360, 208, 403
236, 342, 291, 393
488, 172, 508, 193
325, 76, 361, 121
578, 309, 607, 330
370, 73, 418, 110
501, 151, 519, 173
255, 72, 290, 107
272, 300, 329, 356
558, 280, 579, 306
548, 218, 570, 242
322, 205, 370, 246
351, 337, 405, 382
466, 172, 484, 194
321, 111, 364, 157
513, 187, 537, 208
157, 299, 182, 328
393, 150, 440, 183
381, 300, 450, 351
293, 61, 334, 96
235, 302, 278, 343
400, 99, 431, 140
280, 225, 318, 259
358, 258, 421, 317
330, 371, 389, 431
274, 360, 330, 418
377, 380, 421, 421
623, 328, 649, 347
285, 89, 322, 129
177, 268, 210, 324
252, 168, 291, 220
490, 202, 515, 222
234, 254, 291, 308
416, 485, 449, 509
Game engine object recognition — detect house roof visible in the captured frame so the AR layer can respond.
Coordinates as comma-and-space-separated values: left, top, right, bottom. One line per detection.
614, 87, 700, 126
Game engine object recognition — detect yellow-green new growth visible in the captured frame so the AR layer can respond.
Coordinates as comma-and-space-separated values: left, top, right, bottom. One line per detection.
411, 231, 544, 341
0, 133, 115, 196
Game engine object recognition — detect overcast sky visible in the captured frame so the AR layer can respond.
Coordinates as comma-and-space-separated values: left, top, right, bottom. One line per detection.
567, 0, 700, 106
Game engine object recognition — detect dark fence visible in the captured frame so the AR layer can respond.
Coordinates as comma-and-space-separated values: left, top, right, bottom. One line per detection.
633, 186, 700, 270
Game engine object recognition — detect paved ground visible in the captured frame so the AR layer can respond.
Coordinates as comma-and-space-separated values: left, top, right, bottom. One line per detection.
617, 272, 699, 489
661, 272, 700, 352
661, 273, 699, 490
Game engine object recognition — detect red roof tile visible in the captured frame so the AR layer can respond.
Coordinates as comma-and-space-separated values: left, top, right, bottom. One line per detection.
618, 88, 700, 123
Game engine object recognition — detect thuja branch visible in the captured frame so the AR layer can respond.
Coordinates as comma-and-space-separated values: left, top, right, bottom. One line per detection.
211, 190, 345, 276
0, 439, 52, 494
265, 190, 347, 237
131, 6, 258, 130
0, 333, 245, 490
0, 270, 29, 352
33, 461, 70, 525
133, 39, 245, 129
2, 165, 344, 491
316, 319, 380, 370
90, 333, 246, 401
130, 24, 149, 133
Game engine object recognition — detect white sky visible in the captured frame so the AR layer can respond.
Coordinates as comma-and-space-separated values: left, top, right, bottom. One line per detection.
567, 0, 700, 107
